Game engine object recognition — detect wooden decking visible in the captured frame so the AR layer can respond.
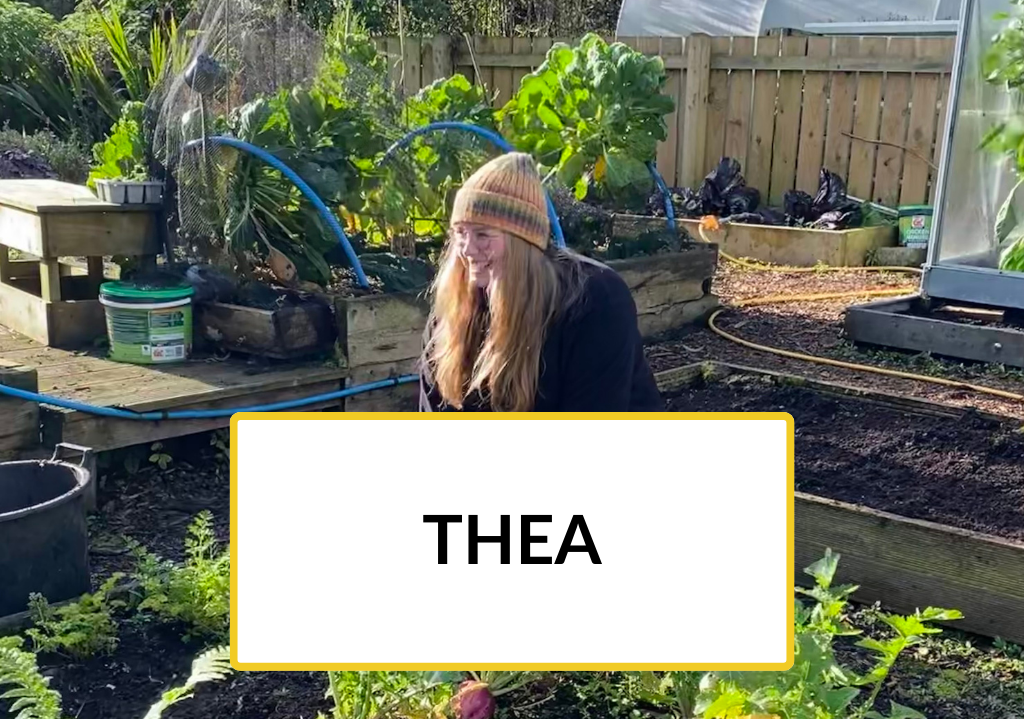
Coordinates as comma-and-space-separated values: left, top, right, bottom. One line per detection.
0, 324, 347, 455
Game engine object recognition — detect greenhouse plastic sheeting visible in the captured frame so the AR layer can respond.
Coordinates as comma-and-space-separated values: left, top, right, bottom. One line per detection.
615, 0, 960, 37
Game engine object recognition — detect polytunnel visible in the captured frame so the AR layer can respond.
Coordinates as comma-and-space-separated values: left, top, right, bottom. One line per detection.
616, 0, 962, 37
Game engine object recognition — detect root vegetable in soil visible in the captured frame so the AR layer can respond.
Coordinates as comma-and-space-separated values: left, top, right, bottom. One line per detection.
665, 374, 1024, 542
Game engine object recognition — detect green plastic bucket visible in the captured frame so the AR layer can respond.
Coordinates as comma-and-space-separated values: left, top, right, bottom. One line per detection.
898, 205, 933, 248
98, 281, 194, 364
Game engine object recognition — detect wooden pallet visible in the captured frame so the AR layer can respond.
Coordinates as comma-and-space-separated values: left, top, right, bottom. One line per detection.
654, 361, 1024, 645
0, 325, 347, 454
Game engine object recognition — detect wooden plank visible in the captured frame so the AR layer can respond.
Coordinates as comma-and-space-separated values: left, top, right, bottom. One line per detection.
822, 37, 859, 184
680, 34, 712, 189
724, 37, 755, 172
38, 260, 61, 302
0, 180, 154, 214
872, 38, 915, 207
847, 37, 888, 201
795, 37, 831, 194
403, 37, 422, 97
703, 37, 732, 175
453, 35, 475, 81
0, 207, 44, 256
491, 37, 514, 107
658, 37, 683, 186
419, 37, 437, 86
386, 37, 403, 92
747, 36, 780, 199
512, 37, 533, 92
900, 38, 946, 205
475, 37, 496, 105
455, 53, 950, 74
44, 209, 160, 258
768, 36, 807, 205
345, 364, 419, 412
336, 292, 431, 370
194, 301, 338, 360
844, 298, 1024, 371
46, 379, 346, 452
714, 56, 950, 73
0, 358, 39, 456
796, 493, 1024, 645
676, 37, 689, 189
605, 245, 719, 288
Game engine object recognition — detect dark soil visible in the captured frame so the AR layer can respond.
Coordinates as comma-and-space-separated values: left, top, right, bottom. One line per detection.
35, 620, 330, 719
665, 373, 1024, 541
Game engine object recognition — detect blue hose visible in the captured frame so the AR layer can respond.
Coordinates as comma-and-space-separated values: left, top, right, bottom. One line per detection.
182, 135, 371, 288
0, 375, 418, 420
646, 161, 677, 232
380, 121, 567, 249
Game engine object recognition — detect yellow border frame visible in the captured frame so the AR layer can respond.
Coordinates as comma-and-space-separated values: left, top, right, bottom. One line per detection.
229, 411, 795, 672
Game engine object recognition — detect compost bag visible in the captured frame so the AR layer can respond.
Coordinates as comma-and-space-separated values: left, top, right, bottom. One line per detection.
781, 169, 863, 229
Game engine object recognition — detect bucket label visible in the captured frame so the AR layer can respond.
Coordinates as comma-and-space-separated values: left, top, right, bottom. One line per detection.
899, 212, 932, 248
150, 342, 186, 362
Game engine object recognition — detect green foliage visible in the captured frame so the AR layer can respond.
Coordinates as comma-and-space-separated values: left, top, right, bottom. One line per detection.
693, 549, 962, 719
25, 574, 125, 660
131, 511, 230, 642
323, 672, 455, 719
143, 645, 233, 719
499, 33, 674, 202
0, 636, 62, 719
87, 100, 148, 185
0, 128, 89, 182
401, 74, 499, 223
0, 0, 57, 86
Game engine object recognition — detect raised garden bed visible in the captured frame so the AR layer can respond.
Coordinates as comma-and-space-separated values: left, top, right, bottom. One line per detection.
329, 242, 720, 411
614, 213, 896, 267
655, 361, 1024, 645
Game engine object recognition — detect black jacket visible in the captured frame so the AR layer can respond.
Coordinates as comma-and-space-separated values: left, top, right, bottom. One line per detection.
419, 260, 664, 412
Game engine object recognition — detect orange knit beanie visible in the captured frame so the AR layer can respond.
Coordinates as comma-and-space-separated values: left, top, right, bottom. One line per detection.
450, 152, 550, 250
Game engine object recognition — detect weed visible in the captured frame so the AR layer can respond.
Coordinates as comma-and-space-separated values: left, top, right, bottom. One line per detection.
131, 511, 229, 642
148, 441, 172, 470
25, 573, 125, 660
322, 672, 455, 719
145, 645, 233, 719
209, 429, 229, 463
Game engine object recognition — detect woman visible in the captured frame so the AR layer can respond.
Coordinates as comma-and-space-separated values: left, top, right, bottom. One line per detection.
418, 151, 663, 412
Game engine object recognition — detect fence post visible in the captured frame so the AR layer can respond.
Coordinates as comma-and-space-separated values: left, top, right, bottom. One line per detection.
432, 35, 454, 80
680, 33, 711, 189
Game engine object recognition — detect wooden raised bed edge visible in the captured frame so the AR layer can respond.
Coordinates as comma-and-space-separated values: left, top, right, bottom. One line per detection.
613, 213, 897, 267
331, 243, 721, 411
0, 358, 39, 459
654, 361, 1024, 645
194, 300, 338, 361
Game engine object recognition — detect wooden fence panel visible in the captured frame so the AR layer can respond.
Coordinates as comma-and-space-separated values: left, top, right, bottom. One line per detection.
379, 33, 956, 205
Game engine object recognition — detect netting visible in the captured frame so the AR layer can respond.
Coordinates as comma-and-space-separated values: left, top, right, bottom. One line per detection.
146, 0, 502, 294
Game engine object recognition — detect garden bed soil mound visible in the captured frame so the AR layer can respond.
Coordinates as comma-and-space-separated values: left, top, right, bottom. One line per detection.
31, 621, 330, 719
665, 375, 1024, 542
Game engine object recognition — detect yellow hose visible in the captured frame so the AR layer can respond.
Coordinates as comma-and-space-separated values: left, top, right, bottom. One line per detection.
695, 224, 1024, 404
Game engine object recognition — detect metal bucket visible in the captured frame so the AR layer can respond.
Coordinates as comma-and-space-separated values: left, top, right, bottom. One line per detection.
0, 444, 94, 618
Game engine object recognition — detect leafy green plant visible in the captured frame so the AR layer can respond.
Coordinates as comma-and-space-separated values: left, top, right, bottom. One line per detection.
693, 550, 962, 719
131, 511, 230, 642
143, 646, 233, 719
148, 441, 172, 470
322, 672, 455, 719
0, 635, 63, 719
25, 574, 125, 660
0, 128, 90, 183
981, 1, 1024, 271
499, 33, 674, 202
87, 100, 148, 186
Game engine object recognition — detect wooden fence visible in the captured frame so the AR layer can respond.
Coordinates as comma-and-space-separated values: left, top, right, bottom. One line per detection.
374, 34, 956, 208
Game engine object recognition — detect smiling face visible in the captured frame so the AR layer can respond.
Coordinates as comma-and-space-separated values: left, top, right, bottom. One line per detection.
452, 222, 509, 289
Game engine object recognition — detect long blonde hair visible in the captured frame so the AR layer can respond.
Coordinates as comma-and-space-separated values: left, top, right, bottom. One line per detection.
424, 232, 591, 412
